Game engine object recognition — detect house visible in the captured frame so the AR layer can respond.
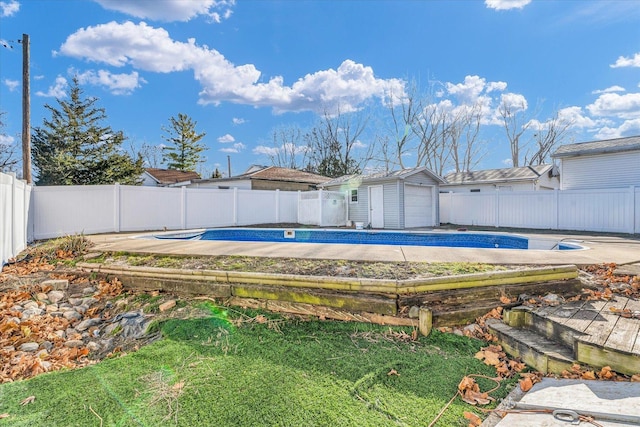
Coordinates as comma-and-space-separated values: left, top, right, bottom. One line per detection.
188, 166, 330, 191
551, 135, 640, 190
441, 164, 559, 193
319, 167, 444, 229
141, 168, 201, 187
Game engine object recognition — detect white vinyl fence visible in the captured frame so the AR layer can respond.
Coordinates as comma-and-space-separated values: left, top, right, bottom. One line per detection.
298, 190, 348, 227
1, 172, 31, 266
440, 186, 640, 234
31, 185, 303, 240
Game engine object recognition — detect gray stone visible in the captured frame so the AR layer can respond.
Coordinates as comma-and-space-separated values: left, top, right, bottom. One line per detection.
82, 287, 96, 296
87, 341, 101, 352
45, 304, 59, 312
63, 311, 82, 321
8, 317, 21, 324
22, 308, 43, 319
408, 306, 421, 319
82, 297, 98, 307
76, 318, 102, 331
36, 349, 49, 358
40, 341, 53, 351
41, 361, 52, 370
103, 323, 120, 336
11, 305, 23, 311
41, 279, 69, 291
19, 342, 40, 352
68, 298, 83, 306
75, 305, 88, 315
58, 303, 73, 309
2, 346, 15, 352
49, 311, 64, 317
64, 340, 85, 348
65, 327, 79, 338
47, 291, 65, 304
23, 301, 39, 310
55, 330, 66, 339
35, 292, 49, 302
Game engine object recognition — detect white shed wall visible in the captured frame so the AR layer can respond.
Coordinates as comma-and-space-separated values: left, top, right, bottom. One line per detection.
560, 151, 640, 190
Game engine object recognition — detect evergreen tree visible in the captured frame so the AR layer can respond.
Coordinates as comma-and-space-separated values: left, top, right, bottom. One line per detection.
211, 167, 222, 178
161, 113, 206, 171
31, 77, 144, 185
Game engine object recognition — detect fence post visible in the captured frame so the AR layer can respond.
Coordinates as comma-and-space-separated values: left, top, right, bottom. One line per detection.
181, 186, 187, 230
233, 187, 238, 226
318, 189, 324, 227
345, 190, 349, 225
9, 173, 16, 257
629, 185, 636, 234
275, 189, 280, 223
114, 183, 121, 232
554, 189, 560, 230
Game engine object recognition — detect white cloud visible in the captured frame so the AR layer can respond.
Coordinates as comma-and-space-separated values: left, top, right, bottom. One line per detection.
593, 118, 640, 140
232, 117, 245, 125
219, 142, 245, 153
485, 0, 531, 11
611, 53, 640, 68
252, 145, 278, 156
3, 78, 19, 92
592, 85, 626, 94
0, 0, 19, 17
35, 76, 67, 98
73, 69, 146, 95
93, 0, 235, 23
587, 92, 640, 119
499, 92, 528, 111
446, 75, 488, 104
0, 134, 15, 145
352, 140, 367, 149
502, 158, 513, 166
253, 143, 308, 156
217, 133, 235, 143
58, 21, 405, 114
556, 106, 600, 129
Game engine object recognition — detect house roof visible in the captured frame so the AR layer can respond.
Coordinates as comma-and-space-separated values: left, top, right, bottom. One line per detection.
442, 164, 553, 186
320, 167, 445, 187
145, 168, 201, 184
195, 166, 330, 185
552, 135, 640, 159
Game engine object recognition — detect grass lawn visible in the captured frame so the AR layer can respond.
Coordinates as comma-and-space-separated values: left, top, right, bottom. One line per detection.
0, 304, 514, 427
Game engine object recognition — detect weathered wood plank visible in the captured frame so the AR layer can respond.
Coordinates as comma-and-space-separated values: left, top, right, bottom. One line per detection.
576, 340, 640, 376
580, 298, 626, 347
605, 298, 640, 353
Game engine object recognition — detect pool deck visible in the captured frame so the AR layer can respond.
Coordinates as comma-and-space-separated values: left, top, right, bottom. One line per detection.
87, 229, 640, 267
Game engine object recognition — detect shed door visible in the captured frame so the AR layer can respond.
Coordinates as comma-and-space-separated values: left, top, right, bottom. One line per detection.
404, 184, 433, 228
369, 185, 384, 228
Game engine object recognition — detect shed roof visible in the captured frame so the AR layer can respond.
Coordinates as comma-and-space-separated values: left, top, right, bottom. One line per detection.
442, 164, 553, 186
320, 167, 445, 187
195, 166, 330, 185
552, 135, 640, 158
145, 168, 201, 185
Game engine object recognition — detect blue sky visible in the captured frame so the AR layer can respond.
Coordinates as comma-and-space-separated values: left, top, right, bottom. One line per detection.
1, 0, 639, 178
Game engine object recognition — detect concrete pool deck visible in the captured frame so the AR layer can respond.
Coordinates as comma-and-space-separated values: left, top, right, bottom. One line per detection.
86, 229, 640, 267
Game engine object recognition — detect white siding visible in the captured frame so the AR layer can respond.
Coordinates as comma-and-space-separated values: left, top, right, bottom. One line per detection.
404, 184, 433, 228
382, 182, 400, 229
561, 151, 640, 190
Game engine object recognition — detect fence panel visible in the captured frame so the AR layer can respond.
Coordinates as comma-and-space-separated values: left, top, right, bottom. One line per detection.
236, 189, 279, 225
32, 185, 116, 239
185, 188, 235, 228
278, 191, 299, 223
119, 186, 183, 231
498, 191, 556, 229
448, 192, 496, 227
558, 189, 630, 233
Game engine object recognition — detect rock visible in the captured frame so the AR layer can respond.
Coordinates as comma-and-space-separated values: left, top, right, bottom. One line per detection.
49, 311, 64, 317
65, 328, 80, 339
40, 341, 53, 352
19, 342, 40, 352
82, 297, 98, 307
75, 305, 87, 315
23, 301, 39, 310
68, 298, 83, 306
542, 293, 563, 306
45, 304, 59, 312
159, 300, 176, 312
87, 341, 101, 352
82, 252, 102, 260
408, 306, 420, 319
35, 292, 49, 302
112, 311, 153, 339
8, 317, 21, 324
63, 311, 82, 321
58, 303, 73, 310
2, 346, 15, 352
47, 291, 65, 304
22, 308, 43, 319
64, 340, 85, 348
41, 279, 69, 291
115, 299, 128, 308
76, 318, 102, 331
103, 324, 120, 336
55, 330, 66, 339
82, 287, 96, 296
11, 305, 23, 312
36, 349, 49, 358
41, 361, 52, 371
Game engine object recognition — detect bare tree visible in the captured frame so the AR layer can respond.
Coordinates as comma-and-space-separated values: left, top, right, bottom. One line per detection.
449, 103, 485, 173
0, 111, 19, 173
304, 108, 371, 178
266, 126, 309, 169
524, 111, 574, 166
498, 96, 531, 168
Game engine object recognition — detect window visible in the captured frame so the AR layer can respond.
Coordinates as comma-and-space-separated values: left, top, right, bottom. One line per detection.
350, 188, 358, 203
470, 189, 480, 193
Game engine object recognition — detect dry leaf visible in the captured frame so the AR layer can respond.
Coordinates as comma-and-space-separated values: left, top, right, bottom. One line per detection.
172, 381, 185, 391
631, 374, 640, 382
20, 396, 35, 406
581, 370, 596, 380
499, 295, 512, 304
463, 411, 482, 427
255, 315, 267, 324
519, 376, 533, 392
387, 368, 399, 376
0, 413, 9, 419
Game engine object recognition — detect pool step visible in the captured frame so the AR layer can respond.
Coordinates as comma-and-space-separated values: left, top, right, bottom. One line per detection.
486, 318, 576, 374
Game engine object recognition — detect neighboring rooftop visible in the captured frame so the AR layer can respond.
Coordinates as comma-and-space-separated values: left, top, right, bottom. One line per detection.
321, 167, 445, 187
442, 164, 554, 186
196, 166, 330, 185
552, 135, 640, 158
144, 168, 201, 185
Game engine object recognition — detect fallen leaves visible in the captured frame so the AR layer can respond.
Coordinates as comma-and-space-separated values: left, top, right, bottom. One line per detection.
387, 368, 399, 376
20, 396, 35, 405
519, 372, 542, 392
463, 411, 482, 427
457, 375, 497, 406
474, 344, 525, 378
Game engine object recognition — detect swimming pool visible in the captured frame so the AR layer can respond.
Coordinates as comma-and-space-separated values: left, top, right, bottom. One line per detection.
153, 228, 582, 250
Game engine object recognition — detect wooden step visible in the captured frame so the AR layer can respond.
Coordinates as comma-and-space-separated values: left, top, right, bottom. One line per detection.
486, 319, 575, 374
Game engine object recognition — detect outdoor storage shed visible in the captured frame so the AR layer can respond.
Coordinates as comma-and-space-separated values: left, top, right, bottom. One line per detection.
319, 167, 444, 229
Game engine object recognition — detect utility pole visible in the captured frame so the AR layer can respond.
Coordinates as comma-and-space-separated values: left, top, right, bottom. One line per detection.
227, 155, 231, 177
21, 33, 31, 183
